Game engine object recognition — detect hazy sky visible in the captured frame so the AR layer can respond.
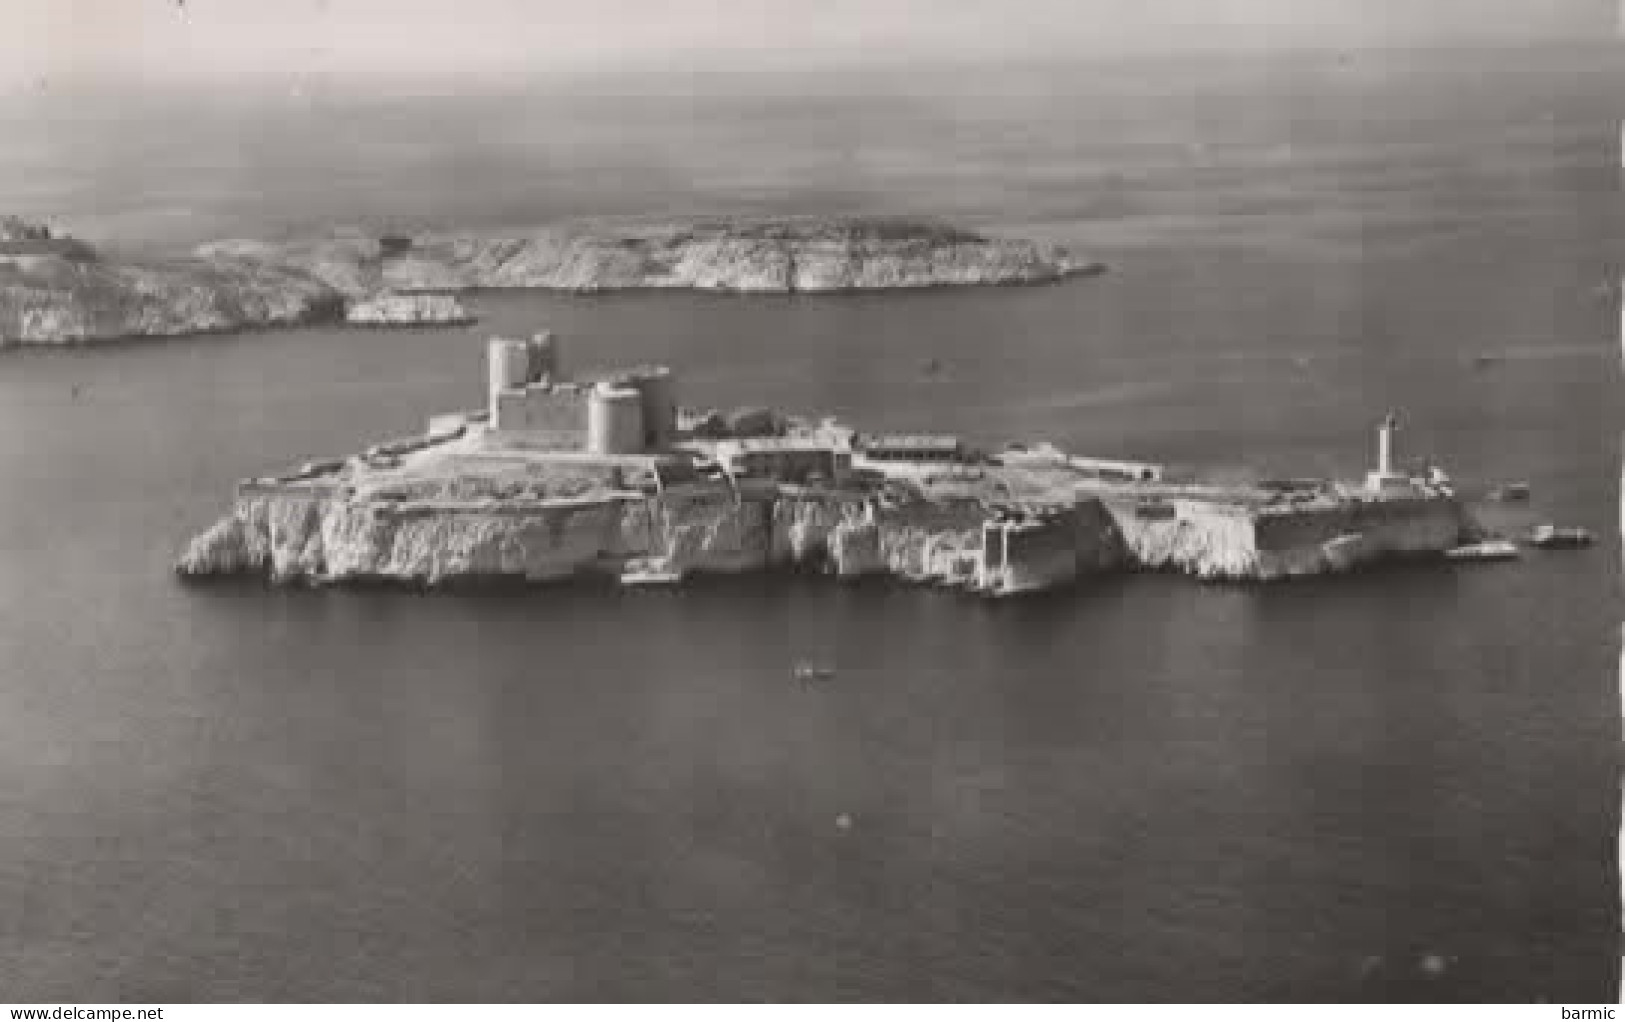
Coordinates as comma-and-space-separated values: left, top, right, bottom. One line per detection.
7, 0, 1613, 86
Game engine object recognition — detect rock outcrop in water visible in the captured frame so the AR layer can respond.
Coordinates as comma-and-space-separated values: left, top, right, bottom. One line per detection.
2, 216, 1102, 345
344, 292, 474, 327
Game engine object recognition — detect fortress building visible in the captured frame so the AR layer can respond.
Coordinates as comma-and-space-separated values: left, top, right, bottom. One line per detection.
484, 332, 677, 455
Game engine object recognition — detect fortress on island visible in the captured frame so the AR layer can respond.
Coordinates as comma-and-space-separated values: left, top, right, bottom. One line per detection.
483, 333, 677, 454
177, 329, 1472, 592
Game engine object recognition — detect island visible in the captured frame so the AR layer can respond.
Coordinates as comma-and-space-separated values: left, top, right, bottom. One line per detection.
177, 330, 1476, 590
0, 215, 1103, 346
344, 293, 475, 328
0, 216, 344, 345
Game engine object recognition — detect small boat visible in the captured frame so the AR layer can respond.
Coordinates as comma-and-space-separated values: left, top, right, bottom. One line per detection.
1487, 481, 1530, 502
619, 556, 685, 587
792, 662, 835, 683
1527, 524, 1595, 549
921, 358, 943, 377
981, 576, 1059, 598
1321, 533, 1367, 572
1445, 539, 1520, 562
1472, 354, 1503, 370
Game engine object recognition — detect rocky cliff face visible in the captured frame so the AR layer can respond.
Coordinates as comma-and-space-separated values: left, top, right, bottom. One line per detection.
178, 485, 1467, 589
0, 250, 343, 346
179, 487, 1074, 587
1105, 496, 1466, 581
181, 493, 642, 584
1109, 504, 1264, 580
765, 494, 990, 579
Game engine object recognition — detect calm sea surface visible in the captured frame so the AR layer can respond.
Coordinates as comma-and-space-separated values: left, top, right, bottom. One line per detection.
0, 47, 1621, 1000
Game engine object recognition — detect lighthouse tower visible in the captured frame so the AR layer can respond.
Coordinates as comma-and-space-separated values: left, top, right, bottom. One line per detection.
1364, 412, 1411, 494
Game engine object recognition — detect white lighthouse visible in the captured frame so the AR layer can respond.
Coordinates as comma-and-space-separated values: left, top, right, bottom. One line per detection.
1364, 412, 1411, 494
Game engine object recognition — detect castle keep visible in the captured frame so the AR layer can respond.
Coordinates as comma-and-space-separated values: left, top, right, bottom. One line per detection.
485, 332, 677, 455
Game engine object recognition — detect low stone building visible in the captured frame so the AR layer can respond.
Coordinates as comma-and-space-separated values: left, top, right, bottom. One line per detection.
856, 434, 964, 465
714, 438, 851, 485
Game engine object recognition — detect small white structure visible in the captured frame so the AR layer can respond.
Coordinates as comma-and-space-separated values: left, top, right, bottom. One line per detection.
853, 434, 963, 471
866, 434, 962, 462
488, 337, 532, 418
999, 443, 1162, 483
1068, 456, 1163, 483
1364, 412, 1413, 494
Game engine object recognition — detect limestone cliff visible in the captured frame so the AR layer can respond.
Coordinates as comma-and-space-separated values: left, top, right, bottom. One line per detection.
1102, 494, 1467, 581
0, 223, 344, 346
181, 492, 641, 584
766, 494, 990, 579
179, 482, 1468, 589
366, 218, 1102, 294
179, 486, 1071, 587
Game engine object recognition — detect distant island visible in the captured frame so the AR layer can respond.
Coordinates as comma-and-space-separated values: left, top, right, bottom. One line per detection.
0, 215, 1104, 346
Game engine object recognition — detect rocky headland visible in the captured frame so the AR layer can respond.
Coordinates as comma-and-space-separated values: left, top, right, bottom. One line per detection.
1, 215, 1102, 346
0, 217, 342, 345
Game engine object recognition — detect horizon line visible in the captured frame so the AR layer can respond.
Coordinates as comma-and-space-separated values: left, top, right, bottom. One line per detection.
0, 33, 1614, 97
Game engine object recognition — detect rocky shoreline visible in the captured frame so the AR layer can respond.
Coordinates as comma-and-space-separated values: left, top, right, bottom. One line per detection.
1, 215, 1101, 346
178, 477, 1466, 591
